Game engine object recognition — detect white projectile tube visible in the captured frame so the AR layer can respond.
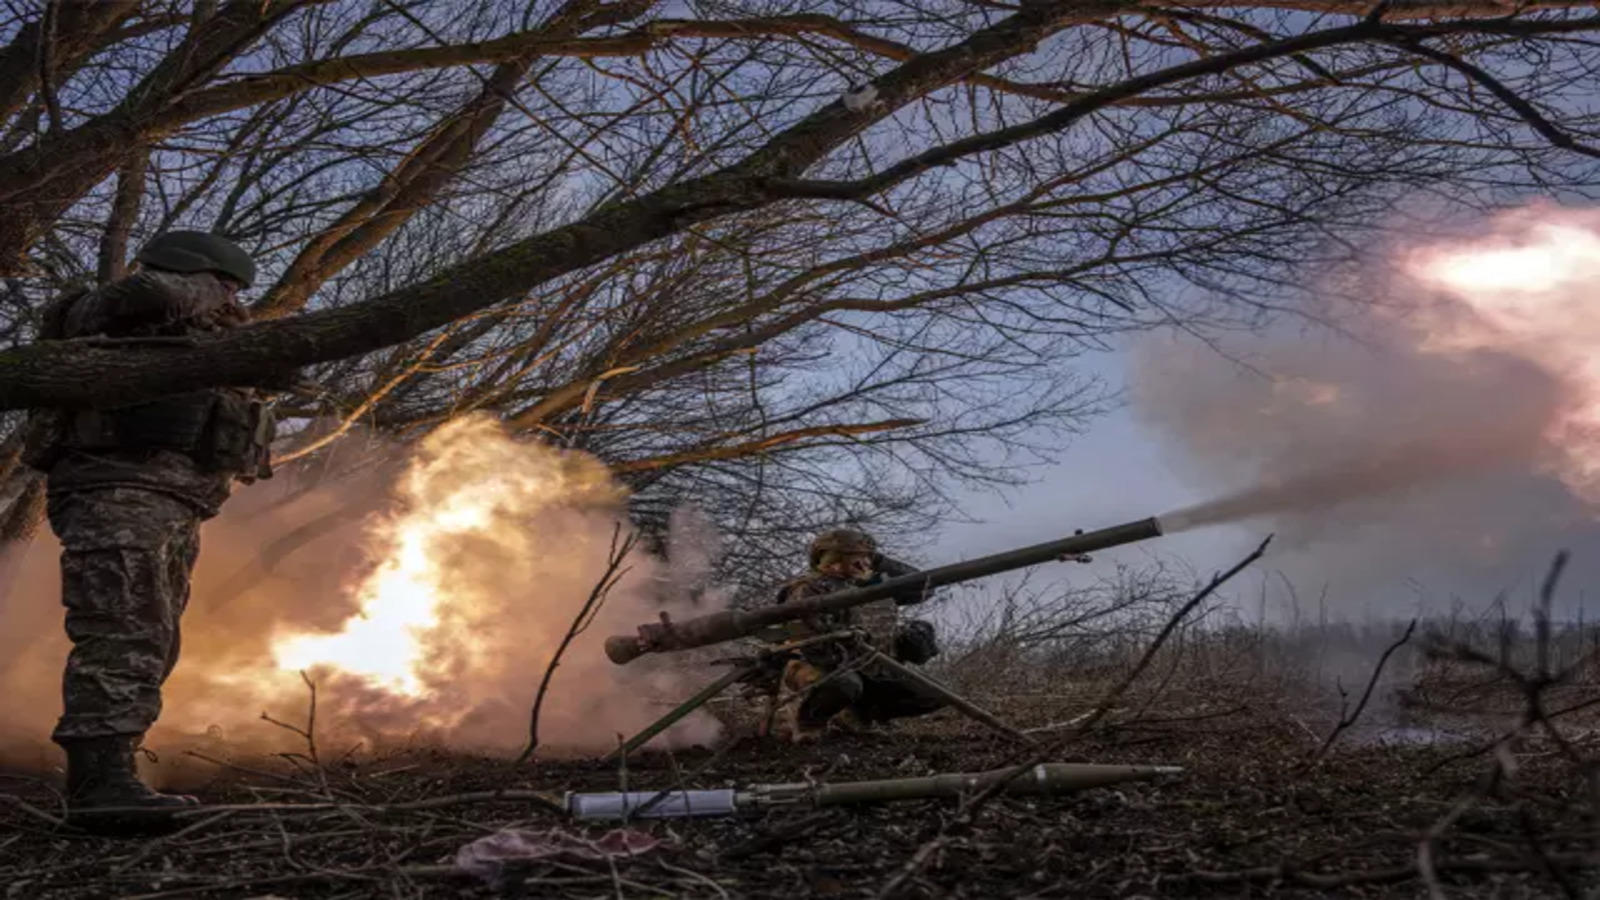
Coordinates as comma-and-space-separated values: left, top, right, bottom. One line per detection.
565, 789, 738, 820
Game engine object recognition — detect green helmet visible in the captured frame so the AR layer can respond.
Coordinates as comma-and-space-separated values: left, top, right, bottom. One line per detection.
809, 528, 876, 569
135, 231, 256, 287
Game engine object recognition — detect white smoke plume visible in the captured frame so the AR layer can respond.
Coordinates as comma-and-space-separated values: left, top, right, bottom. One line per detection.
1135, 202, 1600, 611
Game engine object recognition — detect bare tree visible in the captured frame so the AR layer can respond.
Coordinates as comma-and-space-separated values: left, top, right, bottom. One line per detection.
0, 0, 1598, 580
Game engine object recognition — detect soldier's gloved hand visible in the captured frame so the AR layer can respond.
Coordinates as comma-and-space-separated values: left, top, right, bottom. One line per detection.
893, 619, 939, 664
1059, 552, 1092, 564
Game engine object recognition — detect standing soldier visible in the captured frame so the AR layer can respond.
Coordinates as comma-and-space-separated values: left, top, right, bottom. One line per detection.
23, 232, 278, 830
775, 528, 945, 742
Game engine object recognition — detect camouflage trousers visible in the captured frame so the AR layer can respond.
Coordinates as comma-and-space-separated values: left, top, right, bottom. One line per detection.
47, 487, 200, 742
783, 657, 945, 730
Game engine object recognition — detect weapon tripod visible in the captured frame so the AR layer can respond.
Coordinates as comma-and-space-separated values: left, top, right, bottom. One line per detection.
605, 629, 1036, 761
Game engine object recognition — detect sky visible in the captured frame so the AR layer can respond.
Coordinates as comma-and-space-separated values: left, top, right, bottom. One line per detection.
926, 342, 1269, 622
909, 198, 1600, 628
932, 348, 1243, 560
927, 322, 1600, 627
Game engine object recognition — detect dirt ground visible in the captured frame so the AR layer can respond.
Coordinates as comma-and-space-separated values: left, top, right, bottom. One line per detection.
3, 678, 1595, 899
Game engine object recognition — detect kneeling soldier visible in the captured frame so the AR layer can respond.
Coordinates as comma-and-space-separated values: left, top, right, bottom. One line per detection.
775, 528, 944, 742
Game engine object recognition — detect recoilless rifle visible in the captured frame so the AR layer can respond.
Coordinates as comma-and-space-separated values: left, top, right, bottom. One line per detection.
604, 516, 1166, 665
598, 517, 1175, 757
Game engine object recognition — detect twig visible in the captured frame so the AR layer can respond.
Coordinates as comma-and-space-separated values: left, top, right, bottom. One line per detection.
76, 789, 565, 820
722, 810, 840, 860
1419, 785, 1482, 899
606, 853, 624, 900
1, 792, 64, 828
1021, 710, 1096, 735
182, 751, 315, 788
1412, 551, 1589, 900
616, 733, 628, 797
1517, 804, 1583, 900
109, 811, 237, 874
876, 535, 1272, 899
1181, 852, 1600, 888
74, 335, 199, 347
1305, 618, 1417, 767
658, 859, 732, 900
259, 672, 328, 795
36, 0, 63, 134
516, 523, 637, 765
626, 731, 739, 822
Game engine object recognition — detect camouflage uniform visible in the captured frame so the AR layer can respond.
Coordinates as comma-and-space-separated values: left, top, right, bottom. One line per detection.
49, 482, 205, 740
23, 233, 275, 826
32, 268, 269, 742
776, 531, 945, 736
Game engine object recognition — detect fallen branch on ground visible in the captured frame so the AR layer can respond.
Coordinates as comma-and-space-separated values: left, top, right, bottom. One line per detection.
875, 534, 1273, 899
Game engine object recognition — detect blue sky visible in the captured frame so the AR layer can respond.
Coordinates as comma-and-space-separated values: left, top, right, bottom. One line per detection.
925, 340, 1263, 608
932, 347, 1243, 558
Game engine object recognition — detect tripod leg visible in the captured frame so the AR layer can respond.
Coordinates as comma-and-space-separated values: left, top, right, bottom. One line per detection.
867, 652, 1037, 748
604, 664, 751, 761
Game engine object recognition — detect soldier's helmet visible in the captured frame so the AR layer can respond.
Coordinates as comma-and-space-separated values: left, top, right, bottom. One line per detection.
809, 528, 876, 569
135, 231, 256, 288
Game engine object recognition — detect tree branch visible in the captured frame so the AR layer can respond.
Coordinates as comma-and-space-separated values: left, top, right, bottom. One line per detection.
611, 418, 925, 473
770, 14, 1600, 202
0, 1, 1092, 407
1392, 38, 1600, 159
96, 151, 148, 284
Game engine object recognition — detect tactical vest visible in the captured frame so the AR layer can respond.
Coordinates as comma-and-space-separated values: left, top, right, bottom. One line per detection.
48, 390, 275, 481
23, 277, 275, 481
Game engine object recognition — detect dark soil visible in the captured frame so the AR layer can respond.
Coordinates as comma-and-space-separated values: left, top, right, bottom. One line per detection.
4, 681, 1595, 899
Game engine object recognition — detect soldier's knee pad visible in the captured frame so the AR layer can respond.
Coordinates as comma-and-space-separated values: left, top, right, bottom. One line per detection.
812, 671, 864, 707
798, 670, 863, 724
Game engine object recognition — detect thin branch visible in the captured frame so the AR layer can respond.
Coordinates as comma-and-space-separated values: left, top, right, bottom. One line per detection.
97, 151, 148, 284
515, 523, 638, 765
877, 535, 1273, 899
36, 0, 63, 134
1305, 618, 1418, 767
1394, 41, 1600, 160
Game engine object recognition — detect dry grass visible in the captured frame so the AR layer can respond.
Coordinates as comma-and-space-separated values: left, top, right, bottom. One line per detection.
4, 596, 1598, 898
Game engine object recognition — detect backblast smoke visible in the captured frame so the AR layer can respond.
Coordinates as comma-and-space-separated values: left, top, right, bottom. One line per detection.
0, 416, 721, 777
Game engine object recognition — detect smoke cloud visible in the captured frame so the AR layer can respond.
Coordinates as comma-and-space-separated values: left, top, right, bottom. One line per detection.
0, 416, 721, 779
1133, 203, 1600, 611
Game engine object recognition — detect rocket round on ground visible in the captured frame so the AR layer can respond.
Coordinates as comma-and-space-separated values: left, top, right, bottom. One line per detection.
566, 762, 1186, 820
604, 517, 1166, 665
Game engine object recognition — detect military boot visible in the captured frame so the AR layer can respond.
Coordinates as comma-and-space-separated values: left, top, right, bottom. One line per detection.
830, 707, 888, 737
778, 707, 824, 744
62, 736, 197, 833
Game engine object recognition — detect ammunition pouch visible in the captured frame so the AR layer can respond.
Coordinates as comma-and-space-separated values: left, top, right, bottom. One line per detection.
19, 409, 66, 473
45, 389, 275, 481
200, 390, 275, 483
893, 619, 939, 665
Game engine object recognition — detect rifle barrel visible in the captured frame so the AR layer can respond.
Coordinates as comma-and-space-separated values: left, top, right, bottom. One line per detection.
605, 516, 1163, 664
